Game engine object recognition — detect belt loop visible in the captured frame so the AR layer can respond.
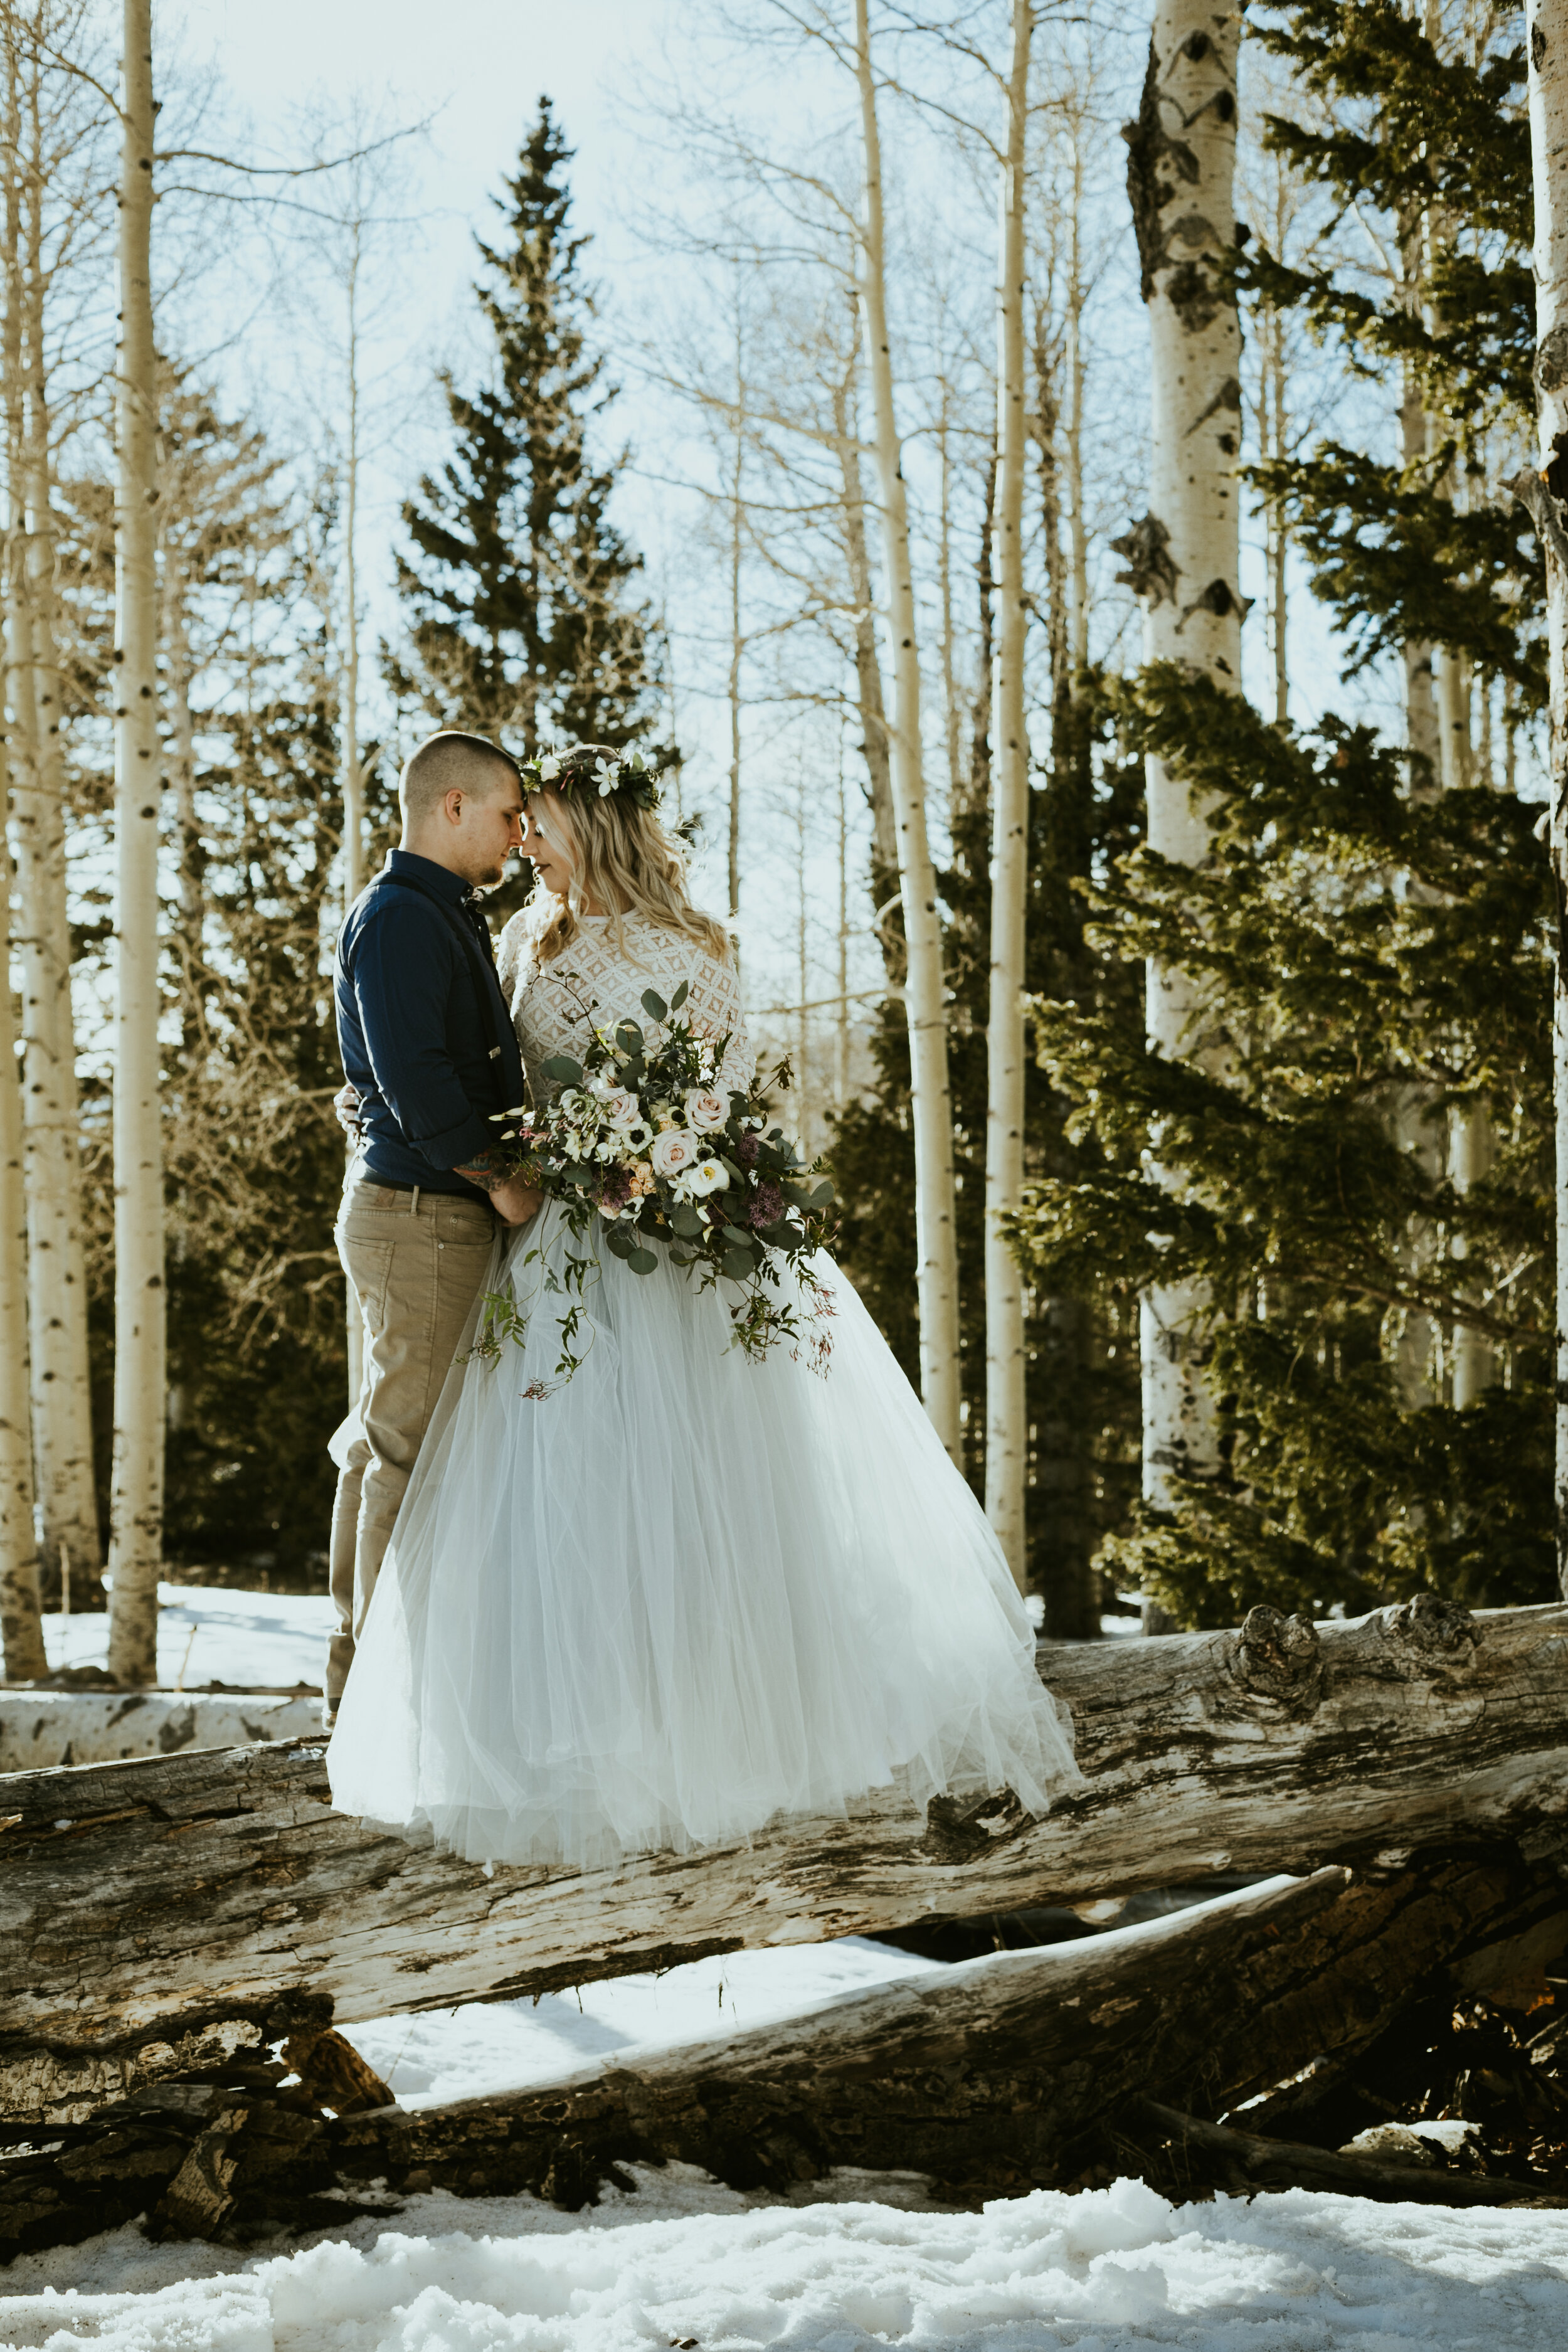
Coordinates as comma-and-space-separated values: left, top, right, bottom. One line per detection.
410, 1185, 420, 1216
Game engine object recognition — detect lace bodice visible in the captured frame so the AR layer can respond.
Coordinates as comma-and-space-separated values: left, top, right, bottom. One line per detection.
496, 903, 753, 1103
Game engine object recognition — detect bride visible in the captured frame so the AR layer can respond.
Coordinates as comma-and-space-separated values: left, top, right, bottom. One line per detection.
327, 746, 1083, 1870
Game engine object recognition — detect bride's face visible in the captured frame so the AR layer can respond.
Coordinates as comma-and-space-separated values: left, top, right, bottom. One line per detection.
523, 793, 578, 899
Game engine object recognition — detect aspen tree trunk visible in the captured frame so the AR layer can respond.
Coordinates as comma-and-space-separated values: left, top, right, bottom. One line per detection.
831, 355, 897, 894
339, 221, 365, 1412
727, 348, 743, 922
853, 0, 962, 1461
3, 32, 98, 1600
1064, 140, 1089, 681
0, 742, 45, 1681
1123, 1, 1244, 1584
938, 381, 963, 800
983, 0, 1033, 1589
105, 0, 164, 1687
1523, 0, 1568, 1593
1264, 307, 1289, 724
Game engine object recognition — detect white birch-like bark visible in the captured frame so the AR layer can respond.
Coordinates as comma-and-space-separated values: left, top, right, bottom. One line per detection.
853, 0, 962, 1461
339, 215, 365, 1413
1524, 0, 1568, 1592
105, 0, 164, 1687
1064, 129, 1090, 681
831, 349, 897, 886
983, 0, 1033, 1589
727, 324, 744, 921
3, 30, 97, 1595
1126, 1, 1244, 1547
0, 741, 45, 1681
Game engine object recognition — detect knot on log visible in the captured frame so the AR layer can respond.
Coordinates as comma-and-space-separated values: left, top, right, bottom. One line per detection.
919, 1787, 1030, 1865
1231, 1608, 1323, 1712
1378, 1593, 1480, 1669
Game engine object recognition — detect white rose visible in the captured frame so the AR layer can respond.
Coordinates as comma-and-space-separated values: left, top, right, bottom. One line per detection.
686, 1157, 729, 1197
650, 1126, 699, 1179
684, 1087, 729, 1134
538, 754, 562, 781
595, 1086, 643, 1129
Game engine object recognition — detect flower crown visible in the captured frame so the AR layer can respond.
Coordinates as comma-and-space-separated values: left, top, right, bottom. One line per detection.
519, 742, 662, 812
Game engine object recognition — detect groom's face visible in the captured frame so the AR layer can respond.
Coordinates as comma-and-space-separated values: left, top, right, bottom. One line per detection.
447, 768, 527, 887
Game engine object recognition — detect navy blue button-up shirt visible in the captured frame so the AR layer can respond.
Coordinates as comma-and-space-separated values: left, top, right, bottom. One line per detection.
335, 850, 527, 1200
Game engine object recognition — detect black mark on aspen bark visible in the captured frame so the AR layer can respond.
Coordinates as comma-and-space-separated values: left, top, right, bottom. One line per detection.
1536, 324, 1568, 395
1110, 513, 1179, 605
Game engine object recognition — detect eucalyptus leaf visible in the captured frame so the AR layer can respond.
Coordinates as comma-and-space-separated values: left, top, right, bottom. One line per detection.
604, 1226, 635, 1259
539, 1054, 583, 1085
670, 1204, 705, 1238
627, 1246, 659, 1276
640, 988, 669, 1022
670, 978, 689, 1011
809, 1179, 836, 1205
721, 1222, 753, 1249
721, 1248, 755, 1283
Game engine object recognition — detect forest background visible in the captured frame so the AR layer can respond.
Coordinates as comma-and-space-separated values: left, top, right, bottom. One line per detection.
2, 0, 1553, 1678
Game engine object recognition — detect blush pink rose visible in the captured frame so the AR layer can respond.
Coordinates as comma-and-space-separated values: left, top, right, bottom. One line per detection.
684, 1086, 729, 1133
650, 1126, 699, 1179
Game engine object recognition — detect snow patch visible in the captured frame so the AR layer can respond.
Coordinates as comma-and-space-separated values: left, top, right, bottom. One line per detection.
3, 2173, 1567, 2349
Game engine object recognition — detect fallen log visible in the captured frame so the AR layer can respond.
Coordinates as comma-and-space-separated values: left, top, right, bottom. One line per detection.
0, 1690, 321, 1772
1109, 2102, 1557, 2206
6, 1848, 1564, 2255
3, 1597, 1565, 2125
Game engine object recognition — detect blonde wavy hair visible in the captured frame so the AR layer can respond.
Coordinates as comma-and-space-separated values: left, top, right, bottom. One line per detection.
527, 774, 731, 968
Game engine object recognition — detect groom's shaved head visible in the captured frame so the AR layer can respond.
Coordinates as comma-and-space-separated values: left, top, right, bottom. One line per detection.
400, 730, 520, 825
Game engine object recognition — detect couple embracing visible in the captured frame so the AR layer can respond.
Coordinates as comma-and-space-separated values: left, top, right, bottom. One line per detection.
325, 728, 1081, 1870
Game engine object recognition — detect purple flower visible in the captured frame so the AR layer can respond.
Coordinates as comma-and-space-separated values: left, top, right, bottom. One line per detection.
748, 1180, 785, 1229
736, 1131, 760, 1168
598, 1166, 633, 1212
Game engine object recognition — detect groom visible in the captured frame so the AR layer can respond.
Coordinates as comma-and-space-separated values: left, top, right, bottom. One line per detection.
327, 729, 534, 1726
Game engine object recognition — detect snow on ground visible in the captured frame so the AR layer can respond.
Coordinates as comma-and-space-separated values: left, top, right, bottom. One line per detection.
41, 1586, 331, 1691
3, 2172, 1567, 2349
339, 1935, 941, 2107
34, 1586, 1134, 1700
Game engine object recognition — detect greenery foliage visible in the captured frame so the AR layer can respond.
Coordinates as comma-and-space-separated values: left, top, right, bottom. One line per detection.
1009, 0, 1555, 1626
388, 99, 660, 762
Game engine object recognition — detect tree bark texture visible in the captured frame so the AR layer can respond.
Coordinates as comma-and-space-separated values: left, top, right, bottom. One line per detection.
1121, 1, 1244, 1534
1527, 1, 1568, 1595
854, 0, 963, 1462
0, 720, 45, 1682
983, 0, 1033, 1590
6, 1849, 1564, 2254
106, 0, 164, 1687
832, 349, 897, 899
2, 34, 98, 1601
3, 1597, 1565, 2124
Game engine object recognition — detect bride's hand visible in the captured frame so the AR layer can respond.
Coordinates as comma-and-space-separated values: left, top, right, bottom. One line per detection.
488, 1176, 543, 1227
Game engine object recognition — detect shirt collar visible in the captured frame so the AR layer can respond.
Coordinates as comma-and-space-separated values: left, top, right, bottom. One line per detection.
386, 848, 474, 906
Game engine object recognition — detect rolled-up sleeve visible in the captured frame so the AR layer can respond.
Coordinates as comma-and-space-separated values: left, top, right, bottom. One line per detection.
351, 906, 496, 1170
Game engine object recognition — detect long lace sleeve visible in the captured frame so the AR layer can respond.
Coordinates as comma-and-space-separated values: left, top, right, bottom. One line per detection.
494, 907, 534, 1013
686, 949, 754, 1095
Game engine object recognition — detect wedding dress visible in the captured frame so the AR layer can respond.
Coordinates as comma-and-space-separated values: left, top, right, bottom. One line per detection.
327, 902, 1083, 1869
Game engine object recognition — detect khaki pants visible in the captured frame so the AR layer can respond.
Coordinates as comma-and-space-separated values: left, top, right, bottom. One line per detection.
328, 1181, 495, 1710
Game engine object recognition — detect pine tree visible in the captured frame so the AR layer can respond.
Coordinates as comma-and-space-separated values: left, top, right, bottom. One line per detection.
389, 100, 659, 760
1007, 1, 1555, 1624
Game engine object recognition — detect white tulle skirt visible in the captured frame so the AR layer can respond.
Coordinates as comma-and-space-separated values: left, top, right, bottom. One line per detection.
327, 1202, 1083, 1870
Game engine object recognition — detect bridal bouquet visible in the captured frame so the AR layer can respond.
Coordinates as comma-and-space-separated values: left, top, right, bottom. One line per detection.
470, 981, 837, 1392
